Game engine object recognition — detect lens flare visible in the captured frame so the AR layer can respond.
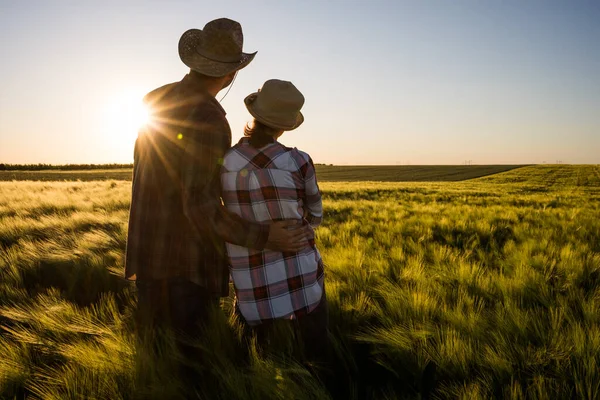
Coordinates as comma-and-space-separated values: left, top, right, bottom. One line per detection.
105, 90, 151, 145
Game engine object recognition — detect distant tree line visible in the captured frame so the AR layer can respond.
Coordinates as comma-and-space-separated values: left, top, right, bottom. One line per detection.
0, 163, 134, 171
0, 162, 334, 171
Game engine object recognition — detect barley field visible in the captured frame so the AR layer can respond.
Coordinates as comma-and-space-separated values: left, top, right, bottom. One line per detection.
0, 165, 524, 183
0, 164, 599, 399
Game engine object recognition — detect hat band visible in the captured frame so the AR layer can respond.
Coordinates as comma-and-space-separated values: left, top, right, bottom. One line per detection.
252, 107, 300, 129
195, 48, 243, 64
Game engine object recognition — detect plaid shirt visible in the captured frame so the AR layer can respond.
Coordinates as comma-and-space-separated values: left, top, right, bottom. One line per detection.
221, 137, 324, 325
125, 74, 269, 296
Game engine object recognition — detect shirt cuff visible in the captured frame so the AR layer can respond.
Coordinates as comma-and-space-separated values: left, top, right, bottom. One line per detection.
306, 214, 323, 228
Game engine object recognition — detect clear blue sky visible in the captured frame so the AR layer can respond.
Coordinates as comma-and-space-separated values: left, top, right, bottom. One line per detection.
1, 0, 599, 165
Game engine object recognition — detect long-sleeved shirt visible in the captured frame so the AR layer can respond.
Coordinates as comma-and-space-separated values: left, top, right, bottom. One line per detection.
125, 73, 269, 296
220, 137, 324, 324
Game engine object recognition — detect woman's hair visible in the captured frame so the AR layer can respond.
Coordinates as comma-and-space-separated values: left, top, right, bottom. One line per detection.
244, 119, 280, 148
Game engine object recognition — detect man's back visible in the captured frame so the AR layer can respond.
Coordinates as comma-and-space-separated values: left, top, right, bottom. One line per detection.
125, 73, 232, 295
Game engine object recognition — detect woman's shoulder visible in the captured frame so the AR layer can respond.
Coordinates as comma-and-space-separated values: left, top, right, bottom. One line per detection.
225, 138, 252, 156
275, 141, 309, 161
223, 143, 241, 158
222, 142, 250, 171
287, 147, 313, 165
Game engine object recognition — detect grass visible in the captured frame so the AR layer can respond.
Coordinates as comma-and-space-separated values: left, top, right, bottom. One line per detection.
0, 169, 134, 182
0, 165, 526, 182
0, 164, 599, 399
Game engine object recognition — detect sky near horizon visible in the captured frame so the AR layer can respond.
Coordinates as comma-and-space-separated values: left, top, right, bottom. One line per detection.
0, 0, 599, 165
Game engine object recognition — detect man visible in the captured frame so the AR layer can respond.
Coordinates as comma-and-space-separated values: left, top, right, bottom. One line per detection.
125, 18, 306, 335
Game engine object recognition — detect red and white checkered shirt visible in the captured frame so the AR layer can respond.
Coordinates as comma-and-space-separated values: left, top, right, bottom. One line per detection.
221, 137, 324, 325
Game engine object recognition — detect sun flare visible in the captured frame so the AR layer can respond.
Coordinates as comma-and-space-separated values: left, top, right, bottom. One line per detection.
105, 90, 151, 145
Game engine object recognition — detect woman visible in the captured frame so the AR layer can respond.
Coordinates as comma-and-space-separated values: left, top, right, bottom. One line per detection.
220, 79, 327, 359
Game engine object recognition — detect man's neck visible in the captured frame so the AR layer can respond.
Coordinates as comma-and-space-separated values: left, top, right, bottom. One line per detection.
187, 71, 223, 98
205, 83, 223, 98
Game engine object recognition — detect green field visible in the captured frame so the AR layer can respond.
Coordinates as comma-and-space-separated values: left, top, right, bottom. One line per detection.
0, 165, 525, 182
1, 165, 599, 399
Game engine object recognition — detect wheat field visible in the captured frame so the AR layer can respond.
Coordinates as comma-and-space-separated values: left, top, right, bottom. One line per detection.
1, 165, 599, 399
0, 165, 524, 183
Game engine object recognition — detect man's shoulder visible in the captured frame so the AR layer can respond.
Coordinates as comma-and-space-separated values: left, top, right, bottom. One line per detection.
191, 97, 227, 121
143, 82, 179, 106
144, 80, 228, 130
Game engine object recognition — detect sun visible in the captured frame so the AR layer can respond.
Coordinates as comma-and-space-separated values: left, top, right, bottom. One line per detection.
104, 90, 151, 145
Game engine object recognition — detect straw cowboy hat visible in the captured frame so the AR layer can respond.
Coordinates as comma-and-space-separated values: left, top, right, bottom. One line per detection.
178, 18, 257, 77
244, 80, 305, 131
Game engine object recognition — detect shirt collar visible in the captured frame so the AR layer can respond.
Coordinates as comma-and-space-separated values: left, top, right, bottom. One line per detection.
238, 137, 279, 146
180, 73, 227, 116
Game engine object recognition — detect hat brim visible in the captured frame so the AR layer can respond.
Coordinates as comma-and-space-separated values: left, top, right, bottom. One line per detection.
244, 92, 304, 131
178, 29, 256, 77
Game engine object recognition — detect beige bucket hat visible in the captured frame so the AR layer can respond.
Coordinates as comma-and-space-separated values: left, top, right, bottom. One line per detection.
178, 18, 257, 77
244, 80, 305, 131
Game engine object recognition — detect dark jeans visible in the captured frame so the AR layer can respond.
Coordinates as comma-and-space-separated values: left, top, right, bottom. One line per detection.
235, 289, 330, 364
134, 279, 221, 391
135, 278, 220, 336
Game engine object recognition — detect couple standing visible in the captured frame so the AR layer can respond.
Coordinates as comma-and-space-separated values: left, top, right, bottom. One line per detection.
125, 18, 327, 360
